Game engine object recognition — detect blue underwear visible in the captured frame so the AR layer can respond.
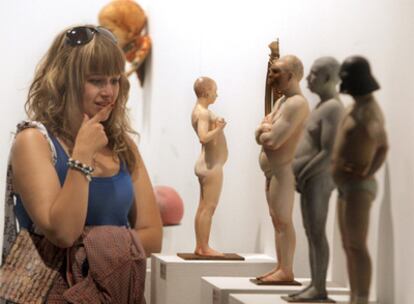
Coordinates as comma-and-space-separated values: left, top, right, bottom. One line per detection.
338, 178, 377, 198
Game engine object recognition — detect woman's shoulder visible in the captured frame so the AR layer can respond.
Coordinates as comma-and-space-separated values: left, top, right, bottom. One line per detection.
14, 127, 48, 147
124, 134, 139, 153
12, 122, 56, 163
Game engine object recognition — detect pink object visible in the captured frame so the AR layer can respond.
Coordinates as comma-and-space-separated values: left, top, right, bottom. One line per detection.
154, 186, 184, 226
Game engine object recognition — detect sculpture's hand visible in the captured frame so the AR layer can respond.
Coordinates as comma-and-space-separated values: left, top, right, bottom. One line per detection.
216, 117, 227, 130
262, 114, 272, 124
260, 122, 272, 133
295, 179, 302, 193
255, 122, 271, 145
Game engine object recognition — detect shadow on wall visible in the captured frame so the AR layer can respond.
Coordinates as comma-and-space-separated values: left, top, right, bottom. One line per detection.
254, 222, 262, 253
377, 163, 395, 303
141, 51, 153, 134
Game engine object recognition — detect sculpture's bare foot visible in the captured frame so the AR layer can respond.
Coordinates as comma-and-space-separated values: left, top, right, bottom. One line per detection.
256, 264, 280, 280
287, 286, 328, 301
259, 268, 294, 282
194, 247, 225, 257
351, 296, 369, 304
287, 283, 312, 297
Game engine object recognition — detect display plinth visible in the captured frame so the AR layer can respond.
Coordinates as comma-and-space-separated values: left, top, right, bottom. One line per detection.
229, 294, 378, 304
150, 253, 276, 304
144, 267, 151, 303
201, 277, 350, 304
177, 253, 245, 260
250, 278, 302, 286
280, 294, 335, 303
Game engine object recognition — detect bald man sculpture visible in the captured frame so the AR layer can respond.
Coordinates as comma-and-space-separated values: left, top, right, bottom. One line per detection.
191, 77, 228, 257
284, 57, 344, 302
332, 56, 388, 304
256, 55, 310, 282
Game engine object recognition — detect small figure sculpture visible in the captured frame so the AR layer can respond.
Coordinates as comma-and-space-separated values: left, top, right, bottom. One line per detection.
191, 77, 228, 257
332, 56, 388, 304
99, 0, 151, 85
285, 57, 344, 302
255, 55, 310, 282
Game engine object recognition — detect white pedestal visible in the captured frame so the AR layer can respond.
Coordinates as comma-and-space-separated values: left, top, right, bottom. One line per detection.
144, 268, 151, 303
201, 277, 350, 304
229, 294, 378, 304
150, 253, 276, 304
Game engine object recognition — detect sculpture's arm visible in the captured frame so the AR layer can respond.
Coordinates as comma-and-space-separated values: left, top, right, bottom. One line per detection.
297, 110, 341, 184
196, 110, 225, 144
259, 97, 308, 150
364, 123, 388, 177
332, 124, 378, 178
255, 115, 272, 144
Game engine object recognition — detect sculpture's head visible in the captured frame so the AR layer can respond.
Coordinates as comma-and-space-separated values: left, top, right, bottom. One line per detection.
339, 56, 379, 96
307, 56, 340, 95
193, 77, 218, 104
268, 55, 303, 92
99, 0, 147, 48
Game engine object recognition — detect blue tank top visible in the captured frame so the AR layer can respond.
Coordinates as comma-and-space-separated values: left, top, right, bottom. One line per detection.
14, 133, 134, 229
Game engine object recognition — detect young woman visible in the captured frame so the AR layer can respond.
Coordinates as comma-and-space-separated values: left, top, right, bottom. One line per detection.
10, 25, 162, 255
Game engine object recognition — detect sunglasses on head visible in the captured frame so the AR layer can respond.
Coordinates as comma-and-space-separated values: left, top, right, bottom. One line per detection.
65, 26, 117, 46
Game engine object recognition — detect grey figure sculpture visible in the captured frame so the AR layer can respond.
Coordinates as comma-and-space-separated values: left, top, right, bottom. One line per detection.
286, 57, 345, 302
332, 56, 388, 304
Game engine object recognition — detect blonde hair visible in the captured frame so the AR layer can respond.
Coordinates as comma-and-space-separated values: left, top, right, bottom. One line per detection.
25, 25, 138, 173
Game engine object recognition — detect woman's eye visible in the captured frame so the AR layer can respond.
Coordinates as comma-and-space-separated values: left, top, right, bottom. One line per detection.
89, 79, 104, 85
111, 78, 120, 85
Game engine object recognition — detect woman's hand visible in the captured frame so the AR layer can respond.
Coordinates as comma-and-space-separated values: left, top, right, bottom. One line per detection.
72, 104, 113, 164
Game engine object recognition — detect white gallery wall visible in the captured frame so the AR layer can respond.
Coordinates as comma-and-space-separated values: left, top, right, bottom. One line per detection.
0, 0, 413, 303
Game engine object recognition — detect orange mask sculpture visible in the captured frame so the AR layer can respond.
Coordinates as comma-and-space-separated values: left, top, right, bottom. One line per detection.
99, 0, 151, 86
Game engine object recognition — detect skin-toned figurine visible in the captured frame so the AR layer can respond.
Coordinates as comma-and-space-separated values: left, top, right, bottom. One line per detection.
285, 57, 344, 302
99, 0, 151, 85
255, 55, 310, 282
332, 56, 388, 304
191, 77, 228, 257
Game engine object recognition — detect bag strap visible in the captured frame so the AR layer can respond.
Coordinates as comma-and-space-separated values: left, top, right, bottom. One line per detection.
2, 121, 57, 262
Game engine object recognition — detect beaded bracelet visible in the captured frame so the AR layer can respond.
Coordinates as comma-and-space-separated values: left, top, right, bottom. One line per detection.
67, 158, 94, 181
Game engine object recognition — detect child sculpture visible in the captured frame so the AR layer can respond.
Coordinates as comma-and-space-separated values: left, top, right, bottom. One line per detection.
191, 77, 228, 257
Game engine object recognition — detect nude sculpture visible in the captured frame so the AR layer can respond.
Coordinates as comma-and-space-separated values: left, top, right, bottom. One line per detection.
191, 77, 228, 257
285, 57, 344, 302
255, 55, 309, 282
332, 56, 388, 304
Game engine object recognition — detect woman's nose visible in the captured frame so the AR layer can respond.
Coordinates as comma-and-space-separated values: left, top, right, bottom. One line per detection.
101, 83, 114, 97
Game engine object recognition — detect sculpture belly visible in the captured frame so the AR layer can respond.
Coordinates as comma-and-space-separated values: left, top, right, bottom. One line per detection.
195, 135, 227, 178
259, 150, 272, 178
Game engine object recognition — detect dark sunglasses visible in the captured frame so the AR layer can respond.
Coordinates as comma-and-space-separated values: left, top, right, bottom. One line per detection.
65, 26, 117, 46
